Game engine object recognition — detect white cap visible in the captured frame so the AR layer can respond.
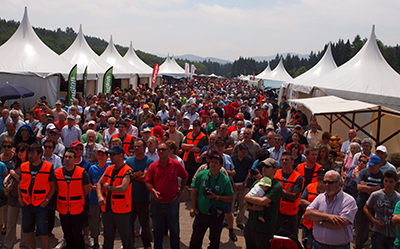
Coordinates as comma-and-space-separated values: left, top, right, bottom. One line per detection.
46, 123, 56, 130
376, 145, 387, 154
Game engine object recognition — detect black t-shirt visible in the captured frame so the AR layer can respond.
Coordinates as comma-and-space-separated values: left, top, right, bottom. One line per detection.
231, 154, 253, 183
97, 122, 109, 134
304, 167, 315, 189
62, 166, 89, 185
285, 134, 309, 146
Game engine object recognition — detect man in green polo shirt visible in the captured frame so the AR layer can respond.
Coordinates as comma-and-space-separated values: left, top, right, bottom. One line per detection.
189, 149, 234, 249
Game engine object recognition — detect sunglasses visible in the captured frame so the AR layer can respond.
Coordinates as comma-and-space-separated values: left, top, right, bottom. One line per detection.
359, 160, 368, 164
109, 153, 121, 157
44, 146, 53, 149
17, 149, 26, 153
275, 138, 282, 141
108, 123, 115, 125
323, 180, 338, 185
169, 125, 175, 127
158, 148, 167, 151
3, 145, 12, 149
74, 147, 83, 151
244, 133, 251, 135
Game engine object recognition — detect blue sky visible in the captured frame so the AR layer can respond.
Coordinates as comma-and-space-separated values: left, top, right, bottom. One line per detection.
1, 0, 399, 61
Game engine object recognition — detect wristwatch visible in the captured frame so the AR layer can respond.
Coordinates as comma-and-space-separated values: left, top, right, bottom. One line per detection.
45, 198, 50, 203
319, 220, 324, 225
108, 185, 111, 191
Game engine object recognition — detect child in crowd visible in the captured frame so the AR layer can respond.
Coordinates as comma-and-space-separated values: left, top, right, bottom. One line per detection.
246, 176, 271, 222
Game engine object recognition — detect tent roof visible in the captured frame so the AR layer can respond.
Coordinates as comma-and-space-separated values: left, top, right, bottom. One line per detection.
289, 95, 378, 115
290, 43, 337, 88
159, 55, 185, 76
0, 7, 72, 78
256, 63, 271, 79
60, 24, 112, 80
295, 26, 400, 102
263, 58, 293, 82
124, 41, 153, 74
100, 36, 143, 79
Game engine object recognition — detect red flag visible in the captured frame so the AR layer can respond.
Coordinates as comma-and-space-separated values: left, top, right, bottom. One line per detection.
151, 63, 159, 89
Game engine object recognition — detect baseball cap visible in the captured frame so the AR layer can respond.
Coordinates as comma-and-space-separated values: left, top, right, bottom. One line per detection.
107, 145, 125, 155
49, 128, 59, 135
266, 125, 274, 130
40, 96, 47, 101
126, 105, 132, 109
58, 97, 65, 102
67, 115, 75, 120
55, 101, 62, 105
215, 138, 225, 146
97, 146, 108, 153
207, 149, 223, 164
294, 124, 302, 129
235, 114, 243, 120
142, 104, 150, 109
203, 104, 209, 108
88, 120, 96, 126
153, 126, 165, 136
183, 116, 190, 120
317, 167, 326, 176
368, 155, 382, 167
376, 145, 387, 154
46, 123, 56, 130
90, 108, 97, 112
142, 128, 151, 133
262, 103, 269, 109
258, 177, 272, 187
70, 141, 83, 148
46, 114, 54, 120
192, 120, 201, 126
13, 101, 20, 105
260, 158, 278, 169
99, 111, 107, 117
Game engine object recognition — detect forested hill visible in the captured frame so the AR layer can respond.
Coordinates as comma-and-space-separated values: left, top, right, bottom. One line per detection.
1, 18, 400, 78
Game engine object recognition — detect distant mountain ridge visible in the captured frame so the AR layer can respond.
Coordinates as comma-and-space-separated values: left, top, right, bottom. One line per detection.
174, 53, 310, 64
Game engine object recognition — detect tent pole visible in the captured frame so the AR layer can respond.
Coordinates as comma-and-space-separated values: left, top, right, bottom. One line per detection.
352, 113, 355, 129
329, 114, 332, 133
377, 106, 382, 146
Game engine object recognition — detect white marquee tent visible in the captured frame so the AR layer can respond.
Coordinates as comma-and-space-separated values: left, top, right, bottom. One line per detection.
0, 7, 73, 107
124, 41, 153, 74
255, 63, 272, 79
261, 58, 293, 89
159, 55, 185, 76
292, 26, 400, 111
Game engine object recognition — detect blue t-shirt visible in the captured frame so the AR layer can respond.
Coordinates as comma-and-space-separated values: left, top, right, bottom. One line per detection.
126, 156, 154, 202
88, 163, 110, 205
0, 161, 7, 192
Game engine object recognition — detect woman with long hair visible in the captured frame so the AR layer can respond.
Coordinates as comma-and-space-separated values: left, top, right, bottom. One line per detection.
343, 154, 368, 200
342, 142, 361, 178
0, 138, 16, 171
3, 143, 29, 249
317, 145, 335, 171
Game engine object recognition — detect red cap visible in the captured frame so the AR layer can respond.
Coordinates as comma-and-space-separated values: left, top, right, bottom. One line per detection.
70, 141, 83, 148
235, 114, 243, 120
153, 126, 165, 136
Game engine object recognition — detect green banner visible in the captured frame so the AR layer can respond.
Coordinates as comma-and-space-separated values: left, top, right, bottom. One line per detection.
67, 64, 78, 106
103, 66, 113, 94
83, 66, 88, 98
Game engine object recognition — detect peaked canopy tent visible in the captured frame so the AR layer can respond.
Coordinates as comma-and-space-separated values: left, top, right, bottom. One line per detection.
0, 7, 73, 108
159, 55, 185, 77
100, 36, 145, 93
292, 26, 400, 111
290, 96, 400, 157
255, 63, 271, 79
280, 43, 338, 101
60, 24, 113, 96
123, 41, 153, 88
261, 58, 293, 89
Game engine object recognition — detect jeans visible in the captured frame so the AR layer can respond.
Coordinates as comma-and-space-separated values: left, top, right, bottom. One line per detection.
131, 201, 152, 247
313, 241, 350, 249
302, 227, 314, 249
151, 198, 180, 249
189, 212, 224, 249
21, 205, 48, 235
371, 231, 395, 249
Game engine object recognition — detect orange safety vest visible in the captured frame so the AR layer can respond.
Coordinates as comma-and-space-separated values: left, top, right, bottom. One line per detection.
302, 182, 319, 230
101, 164, 132, 214
112, 133, 133, 155
296, 162, 322, 188
183, 131, 206, 162
150, 129, 163, 143
275, 169, 304, 216
20, 161, 53, 206
55, 166, 85, 215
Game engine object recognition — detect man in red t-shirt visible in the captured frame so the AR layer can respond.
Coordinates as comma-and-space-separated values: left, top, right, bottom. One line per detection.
198, 104, 210, 120
223, 100, 235, 121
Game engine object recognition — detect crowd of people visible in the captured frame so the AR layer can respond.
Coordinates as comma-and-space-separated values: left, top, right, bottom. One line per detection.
0, 78, 398, 249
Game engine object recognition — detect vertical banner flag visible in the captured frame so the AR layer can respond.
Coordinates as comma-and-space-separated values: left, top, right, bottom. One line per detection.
103, 66, 113, 94
83, 66, 88, 99
151, 63, 159, 89
191, 64, 197, 78
67, 64, 77, 106
185, 63, 189, 78
253, 71, 255, 80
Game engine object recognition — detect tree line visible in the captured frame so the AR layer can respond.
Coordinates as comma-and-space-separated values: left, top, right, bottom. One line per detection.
1, 18, 400, 78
